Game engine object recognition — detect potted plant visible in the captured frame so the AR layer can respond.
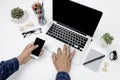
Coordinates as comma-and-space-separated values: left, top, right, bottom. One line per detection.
100, 33, 114, 47
11, 7, 27, 23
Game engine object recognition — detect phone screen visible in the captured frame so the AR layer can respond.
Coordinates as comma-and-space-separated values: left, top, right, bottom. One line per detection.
32, 37, 45, 56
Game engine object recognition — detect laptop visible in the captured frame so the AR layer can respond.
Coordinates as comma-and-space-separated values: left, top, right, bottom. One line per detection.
45, 0, 103, 65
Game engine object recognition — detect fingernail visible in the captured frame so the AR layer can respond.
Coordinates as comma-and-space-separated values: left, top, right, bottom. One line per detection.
58, 48, 60, 50
64, 44, 66, 47
36, 45, 39, 47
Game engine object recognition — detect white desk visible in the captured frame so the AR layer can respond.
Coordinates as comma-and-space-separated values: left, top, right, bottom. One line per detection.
0, 0, 120, 80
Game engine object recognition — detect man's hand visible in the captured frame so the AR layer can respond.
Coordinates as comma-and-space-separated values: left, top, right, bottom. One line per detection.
17, 42, 43, 65
52, 45, 75, 73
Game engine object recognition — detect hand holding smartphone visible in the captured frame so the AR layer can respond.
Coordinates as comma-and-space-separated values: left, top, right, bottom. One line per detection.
31, 37, 45, 59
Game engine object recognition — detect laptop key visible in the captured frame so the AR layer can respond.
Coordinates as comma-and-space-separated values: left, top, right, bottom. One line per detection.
56, 37, 68, 44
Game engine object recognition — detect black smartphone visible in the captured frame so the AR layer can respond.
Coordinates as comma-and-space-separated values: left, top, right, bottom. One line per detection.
31, 37, 45, 59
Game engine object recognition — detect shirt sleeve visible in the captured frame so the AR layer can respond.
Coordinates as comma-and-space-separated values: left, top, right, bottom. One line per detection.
0, 58, 19, 80
56, 72, 71, 80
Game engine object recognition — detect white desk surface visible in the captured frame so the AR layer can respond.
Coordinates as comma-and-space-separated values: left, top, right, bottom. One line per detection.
0, 0, 120, 80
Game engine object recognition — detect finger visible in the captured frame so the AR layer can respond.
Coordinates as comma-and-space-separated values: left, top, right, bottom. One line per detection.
28, 45, 39, 53
41, 49, 44, 53
52, 52, 57, 65
40, 52, 44, 57
63, 45, 67, 55
39, 49, 44, 57
67, 46, 70, 56
57, 48, 62, 56
26, 42, 34, 49
70, 50, 76, 60
29, 42, 34, 46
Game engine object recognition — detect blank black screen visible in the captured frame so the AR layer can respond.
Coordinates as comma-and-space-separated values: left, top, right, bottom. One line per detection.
53, 0, 103, 37
32, 37, 45, 56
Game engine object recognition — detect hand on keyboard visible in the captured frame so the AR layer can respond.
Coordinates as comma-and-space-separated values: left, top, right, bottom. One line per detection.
52, 45, 75, 72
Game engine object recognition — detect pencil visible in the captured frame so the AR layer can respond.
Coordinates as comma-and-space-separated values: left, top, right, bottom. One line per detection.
83, 55, 105, 65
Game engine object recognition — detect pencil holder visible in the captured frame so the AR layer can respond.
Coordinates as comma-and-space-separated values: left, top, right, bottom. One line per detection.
32, 1, 47, 25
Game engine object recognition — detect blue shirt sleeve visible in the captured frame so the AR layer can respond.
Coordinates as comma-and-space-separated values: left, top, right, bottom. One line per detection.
56, 72, 71, 80
0, 58, 19, 80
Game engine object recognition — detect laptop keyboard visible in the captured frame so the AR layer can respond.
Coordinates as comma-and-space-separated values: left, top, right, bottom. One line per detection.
46, 23, 88, 51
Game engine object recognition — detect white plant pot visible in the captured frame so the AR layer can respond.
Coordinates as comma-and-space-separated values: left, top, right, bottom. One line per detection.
100, 38, 110, 47
12, 11, 28, 23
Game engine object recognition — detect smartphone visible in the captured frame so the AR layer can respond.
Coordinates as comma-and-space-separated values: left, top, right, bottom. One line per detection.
31, 37, 45, 59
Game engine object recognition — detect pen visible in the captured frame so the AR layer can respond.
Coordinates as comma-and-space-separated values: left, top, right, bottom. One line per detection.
83, 55, 105, 65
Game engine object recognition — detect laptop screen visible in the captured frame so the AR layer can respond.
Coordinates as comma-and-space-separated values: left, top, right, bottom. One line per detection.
53, 0, 103, 37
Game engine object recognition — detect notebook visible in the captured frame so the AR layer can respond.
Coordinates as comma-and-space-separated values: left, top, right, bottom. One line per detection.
83, 49, 105, 72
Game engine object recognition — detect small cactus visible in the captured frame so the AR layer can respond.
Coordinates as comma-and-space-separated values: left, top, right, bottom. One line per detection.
11, 7, 24, 19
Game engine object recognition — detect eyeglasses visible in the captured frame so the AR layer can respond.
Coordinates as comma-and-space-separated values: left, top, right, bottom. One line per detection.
22, 28, 42, 38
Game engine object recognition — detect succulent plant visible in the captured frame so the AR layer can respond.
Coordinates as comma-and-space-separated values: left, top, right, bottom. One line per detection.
11, 7, 24, 19
102, 33, 114, 45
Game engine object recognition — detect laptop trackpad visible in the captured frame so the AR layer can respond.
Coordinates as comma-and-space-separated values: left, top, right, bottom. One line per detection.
72, 50, 85, 65
44, 36, 65, 52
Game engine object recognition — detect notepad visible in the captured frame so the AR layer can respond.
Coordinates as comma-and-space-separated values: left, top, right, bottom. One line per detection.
83, 49, 105, 72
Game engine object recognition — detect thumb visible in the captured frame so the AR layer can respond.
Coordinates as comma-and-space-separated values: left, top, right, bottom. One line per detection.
52, 52, 57, 65
70, 50, 75, 60
29, 45, 39, 53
